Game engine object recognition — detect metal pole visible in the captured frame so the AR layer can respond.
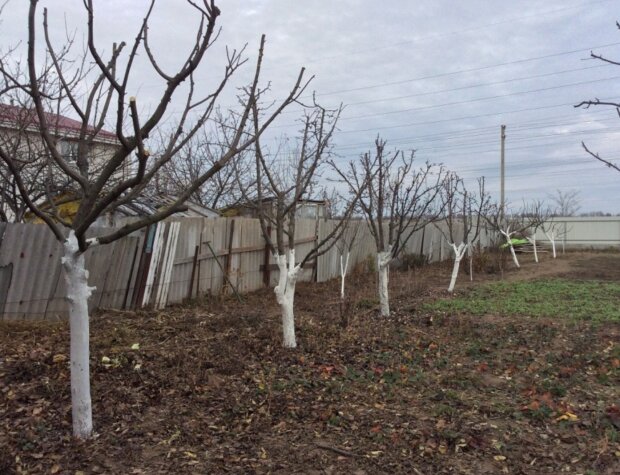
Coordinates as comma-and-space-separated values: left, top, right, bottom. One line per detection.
500, 124, 506, 221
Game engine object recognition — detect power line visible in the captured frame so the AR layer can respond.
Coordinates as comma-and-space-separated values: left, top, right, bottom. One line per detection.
331, 110, 616, 151
311, 41, 620, 97
330, 75, 620, 123
325, 64, 612, 109
161, 41, 620, 119
329, 133, 619, 165
263, 0, 616, 72
391, 125, 620, 155
334, 98, 616, 135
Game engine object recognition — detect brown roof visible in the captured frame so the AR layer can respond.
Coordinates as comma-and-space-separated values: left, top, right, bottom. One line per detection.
0, 103, 116, 141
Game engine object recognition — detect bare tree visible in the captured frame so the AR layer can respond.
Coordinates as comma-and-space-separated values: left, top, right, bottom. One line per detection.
335, 216, 361, 300
540, 216, 569, 259
437, 174, 490, 292
334, 138, 446, 316
486, 201, 547, 268
237, 103, 359, 348
0, 0, 310, 438
549, 189, 581, 217
575, 22, 620, 171
522, 201, 551, 264
155, 121, 251, 209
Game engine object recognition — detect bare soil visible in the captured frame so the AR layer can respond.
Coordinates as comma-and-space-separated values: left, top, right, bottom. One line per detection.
1, 252, 619, 474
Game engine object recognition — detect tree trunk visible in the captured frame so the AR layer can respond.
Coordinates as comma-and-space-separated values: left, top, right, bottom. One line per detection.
468, 243, 474, 282
501, 230, 520, 268
62, 231, 94, 439
509, 244, 520, 268
377, 251, 391, 317
545, 231, 557, 258
527, 236, 538, 263
428, 237, 434, 263
274, 250, 299, 348
448, 243, 467, 293
340, 251, 350, 300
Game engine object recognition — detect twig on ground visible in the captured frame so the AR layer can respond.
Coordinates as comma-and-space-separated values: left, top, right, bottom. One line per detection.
314, 440, 357, 457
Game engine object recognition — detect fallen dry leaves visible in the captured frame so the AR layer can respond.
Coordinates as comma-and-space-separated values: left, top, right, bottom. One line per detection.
1, 255, 620, 474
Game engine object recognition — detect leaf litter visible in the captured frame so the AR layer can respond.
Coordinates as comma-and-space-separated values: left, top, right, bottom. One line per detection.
1, 252, 619, 474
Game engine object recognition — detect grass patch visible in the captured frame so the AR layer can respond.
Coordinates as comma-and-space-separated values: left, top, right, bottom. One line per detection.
425, 279, 620, 322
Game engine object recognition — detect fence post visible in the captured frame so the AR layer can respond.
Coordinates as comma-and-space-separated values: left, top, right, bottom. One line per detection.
263, 225, 271, 287
187, 244, 199, 300
225, 219, 236, 291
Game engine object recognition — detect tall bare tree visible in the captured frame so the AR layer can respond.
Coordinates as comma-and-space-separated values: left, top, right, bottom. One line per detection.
0, 0, 310, 438
237, 103, 360, 348
334, 138, 446, 316
437, 174, 490, 292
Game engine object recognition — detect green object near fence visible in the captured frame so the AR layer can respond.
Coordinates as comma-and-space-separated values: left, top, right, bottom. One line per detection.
500, 238, 529, 249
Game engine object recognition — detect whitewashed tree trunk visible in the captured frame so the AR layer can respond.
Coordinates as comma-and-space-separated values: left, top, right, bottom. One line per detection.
508, 244, 520, 268
61, 231, 95, 439
501, 230, 520, 268
274, 249, 300, 348
448, 242, 467, 293
526, 236, 539, 263
377, 250, 392, 317
428, 237, 434, 263
544, 231, 557, 258
339, 251, 350, 300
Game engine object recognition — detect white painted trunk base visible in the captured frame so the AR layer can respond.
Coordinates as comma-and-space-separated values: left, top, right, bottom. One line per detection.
501, 230, 520, 268
509, 244, 520, 268
448, 243, 467, 293
62, 232, 95, 439
274, 250, 300, 348
545, 231, 557, 258
377, 251, 391, 317
526, 236, 539, 263
340, 252, 350, 300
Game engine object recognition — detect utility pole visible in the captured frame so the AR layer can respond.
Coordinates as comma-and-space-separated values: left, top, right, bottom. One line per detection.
500, 124, 506, 222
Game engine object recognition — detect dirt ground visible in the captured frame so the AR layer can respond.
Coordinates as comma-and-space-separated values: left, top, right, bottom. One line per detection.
1, 251, 619, 474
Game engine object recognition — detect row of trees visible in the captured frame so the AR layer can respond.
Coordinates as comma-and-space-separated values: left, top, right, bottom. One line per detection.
0, 0, 607, 441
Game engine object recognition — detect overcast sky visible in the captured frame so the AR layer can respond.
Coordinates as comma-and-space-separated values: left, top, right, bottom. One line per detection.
2, 0, 620, 213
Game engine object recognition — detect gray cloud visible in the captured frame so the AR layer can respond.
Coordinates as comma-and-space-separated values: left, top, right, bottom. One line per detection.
2, 0, 620, 212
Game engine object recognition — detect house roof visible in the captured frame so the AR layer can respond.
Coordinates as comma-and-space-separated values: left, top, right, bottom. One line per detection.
230, 197, 327, 207
0, 103, 116, 141
116, 194, 220, 219
25, 193, 220, 224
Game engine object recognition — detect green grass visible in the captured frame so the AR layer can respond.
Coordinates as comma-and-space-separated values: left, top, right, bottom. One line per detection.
424, 279, 620, 322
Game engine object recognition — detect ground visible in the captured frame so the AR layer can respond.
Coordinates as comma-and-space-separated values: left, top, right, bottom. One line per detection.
1, 251, 619, 474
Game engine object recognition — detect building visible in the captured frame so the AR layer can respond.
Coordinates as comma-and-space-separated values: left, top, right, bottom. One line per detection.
0, 103, 119, 222
0, 102, 119, 172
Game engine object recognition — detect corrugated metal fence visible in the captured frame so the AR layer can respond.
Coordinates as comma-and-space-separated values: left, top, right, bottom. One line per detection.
2, 215, 616, 321
0, 223, 142, 321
